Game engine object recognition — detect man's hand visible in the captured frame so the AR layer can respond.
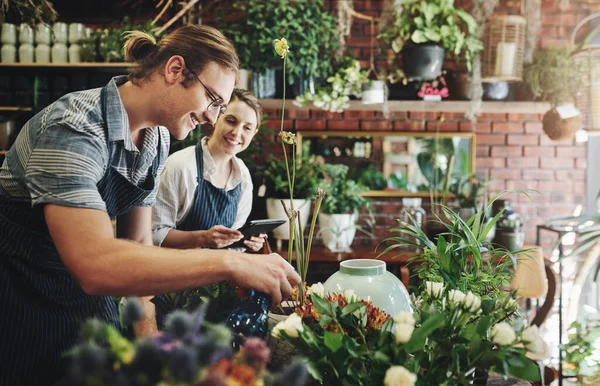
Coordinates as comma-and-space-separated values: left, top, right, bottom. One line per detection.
227, 252, 301, 306
243, 233, 267, 252
198, 225, 243, 249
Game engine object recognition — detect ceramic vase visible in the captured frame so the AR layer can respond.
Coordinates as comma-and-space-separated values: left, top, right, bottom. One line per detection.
323, 259, 412, 316
318, 212, 357, 252
265, 198, 311, 240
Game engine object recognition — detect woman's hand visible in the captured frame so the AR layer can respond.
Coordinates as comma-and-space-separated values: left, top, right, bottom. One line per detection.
199, 225, 243, 249
243, 233, 267, 252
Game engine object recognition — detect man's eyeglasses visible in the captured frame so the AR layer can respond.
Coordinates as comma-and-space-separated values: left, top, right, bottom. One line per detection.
188, 68, 227, 117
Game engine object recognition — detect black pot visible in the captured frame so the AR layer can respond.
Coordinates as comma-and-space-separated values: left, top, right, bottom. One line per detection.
401, 44, 445, 81
473, 368, 489, 386
250, 68, 277, 99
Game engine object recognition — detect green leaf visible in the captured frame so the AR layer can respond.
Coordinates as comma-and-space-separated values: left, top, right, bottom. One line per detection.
341, 302, 366, 317
324, 330, 343, 352
404, 313, 445, 353
306, 361, 323, 382
312, 294, 334, 316
503, 352, 542, 381
411, 30, 428, 44
476, 315, 492, 336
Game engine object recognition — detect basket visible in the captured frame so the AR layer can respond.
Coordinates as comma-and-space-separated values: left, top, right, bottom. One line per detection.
571, 13, 600, 132
542, 108, 581, 141
482, 15, 527, 82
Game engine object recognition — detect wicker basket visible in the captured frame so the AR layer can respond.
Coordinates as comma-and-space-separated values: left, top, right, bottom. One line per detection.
571, 13, 600, 133
542, 108, 581, 141
482, 15, 527, 82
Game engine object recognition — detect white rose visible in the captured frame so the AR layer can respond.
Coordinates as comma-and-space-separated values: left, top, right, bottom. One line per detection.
448, 289, 466, 306
272, 313, 304, 339
491, 322, 516, 346
384, 365, 417, 386
410, 294, 423, 309
394, 323, 414, 344
393, 311, 415, 326
503, 298, 519, 312
425, 281, 444, 298
463, 291, 481, 312
343, 289, 359, 303
307, 282, 325, 298
522, 325, 544, 354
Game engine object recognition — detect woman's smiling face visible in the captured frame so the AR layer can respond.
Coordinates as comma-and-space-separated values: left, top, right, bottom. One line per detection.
209, 98, 259, 156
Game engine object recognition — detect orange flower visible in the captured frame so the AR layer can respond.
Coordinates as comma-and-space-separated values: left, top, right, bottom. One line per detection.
209, 359, 257, 386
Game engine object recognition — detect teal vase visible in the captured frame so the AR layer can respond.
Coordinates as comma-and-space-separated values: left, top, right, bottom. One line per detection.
323, 259, 412, 315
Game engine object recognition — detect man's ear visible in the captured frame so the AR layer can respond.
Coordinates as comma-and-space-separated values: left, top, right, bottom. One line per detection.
163, 55, 186, 85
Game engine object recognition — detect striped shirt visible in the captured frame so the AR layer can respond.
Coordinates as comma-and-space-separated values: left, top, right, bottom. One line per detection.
0, 76, 170, 211
152, 136, 253, 246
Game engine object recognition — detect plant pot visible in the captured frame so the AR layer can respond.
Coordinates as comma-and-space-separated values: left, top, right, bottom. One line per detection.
447, 71, 472, 100
323, 259, 412, 316
494, 230, 524, 251
265, 198, 311, 240
473, 368, 489, 386
542, 108, 581, 141
250, 68, 276, 98
401, 44, 445, 81
483, 81, 510, 101
361, 80, 386, 104
458, 207, 477, 222
318, 212, 357, 252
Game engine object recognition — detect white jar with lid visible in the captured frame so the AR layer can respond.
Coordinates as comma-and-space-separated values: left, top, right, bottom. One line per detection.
51, 43, 68, 63
35, 44, 51, 63
18, 43, 34, 63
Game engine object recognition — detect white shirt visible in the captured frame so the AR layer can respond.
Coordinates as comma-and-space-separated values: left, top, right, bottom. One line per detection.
152, 137, 253, 246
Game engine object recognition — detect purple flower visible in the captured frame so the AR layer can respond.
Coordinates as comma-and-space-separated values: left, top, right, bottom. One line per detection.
241, 337, 270, 371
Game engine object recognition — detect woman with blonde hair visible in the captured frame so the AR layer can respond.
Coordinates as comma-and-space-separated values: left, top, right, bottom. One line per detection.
0, 25, 299, 385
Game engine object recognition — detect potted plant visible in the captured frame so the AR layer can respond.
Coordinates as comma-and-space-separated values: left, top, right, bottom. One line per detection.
218, 0, 340, 98
261, 153, 325, 241
563, 305, 600, 385
294, 56, 369, 113
378, 0, 483, 81
318, 164, 372, 252
493, 200, 525, 251
449, 174, 489, 220
523, 47, 586, 141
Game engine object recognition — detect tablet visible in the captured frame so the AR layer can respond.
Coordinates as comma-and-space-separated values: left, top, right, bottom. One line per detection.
228, 219, 287, 248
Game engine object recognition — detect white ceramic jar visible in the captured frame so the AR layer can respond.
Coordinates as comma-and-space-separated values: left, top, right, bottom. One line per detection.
68, 23, 85, 44
1, 44, 16, 63
18, 43, 34, 63
36, 24, 51, 45
1, 23, 17, 45
51, 43, 68, 63
68, 44, 81, 63
52, 22, 68, 44
18, 24, 34, 44
35, 44, 51, 63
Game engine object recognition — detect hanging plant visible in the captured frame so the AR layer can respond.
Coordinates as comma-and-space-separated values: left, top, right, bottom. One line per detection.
0, 0, 57, 26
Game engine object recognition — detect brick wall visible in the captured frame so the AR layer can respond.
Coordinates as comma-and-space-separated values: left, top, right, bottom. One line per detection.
259, 106, 587, 246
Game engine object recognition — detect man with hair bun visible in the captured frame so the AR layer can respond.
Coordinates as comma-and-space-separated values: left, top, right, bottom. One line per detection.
0, 24, 300, 385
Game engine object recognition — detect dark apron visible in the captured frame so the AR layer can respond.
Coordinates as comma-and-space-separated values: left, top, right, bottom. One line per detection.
154, 143, 240, 327
0, 89, 162, 385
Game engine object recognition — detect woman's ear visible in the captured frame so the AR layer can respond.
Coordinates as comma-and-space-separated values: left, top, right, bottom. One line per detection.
163, 55, 186, 84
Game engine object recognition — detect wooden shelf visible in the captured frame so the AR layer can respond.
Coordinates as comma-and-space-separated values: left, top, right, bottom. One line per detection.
0, 62, 133, 69
0, 106, 32, 112
0, 151, 8, 155
259, 99, 552, 115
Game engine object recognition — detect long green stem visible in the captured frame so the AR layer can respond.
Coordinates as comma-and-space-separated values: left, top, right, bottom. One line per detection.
304, 195, 324, 282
